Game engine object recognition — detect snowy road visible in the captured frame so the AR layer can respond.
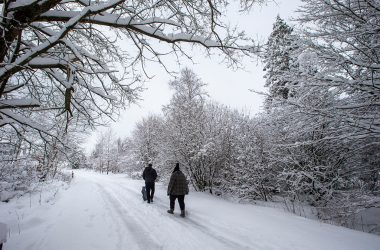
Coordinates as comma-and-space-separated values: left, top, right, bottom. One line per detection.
1, 170, 380, 250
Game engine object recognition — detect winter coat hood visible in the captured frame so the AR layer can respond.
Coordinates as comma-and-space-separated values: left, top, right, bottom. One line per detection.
167, 170, 189, 196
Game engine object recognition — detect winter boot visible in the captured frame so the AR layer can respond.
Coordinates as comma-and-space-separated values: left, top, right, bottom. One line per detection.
167, 209, 174, 214
180, 210, 185, 218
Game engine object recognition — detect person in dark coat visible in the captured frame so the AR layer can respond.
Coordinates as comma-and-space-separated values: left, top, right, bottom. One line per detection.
142, 163, 157, 203
167, 163, 189, 217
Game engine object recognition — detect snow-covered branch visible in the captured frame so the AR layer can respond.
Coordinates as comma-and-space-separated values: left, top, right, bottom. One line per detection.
0, 0, 259, 139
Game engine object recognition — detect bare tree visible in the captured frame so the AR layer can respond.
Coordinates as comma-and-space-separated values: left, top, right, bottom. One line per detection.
0, 0, 261, 140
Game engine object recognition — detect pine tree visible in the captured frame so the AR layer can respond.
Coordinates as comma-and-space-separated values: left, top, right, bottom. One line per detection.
263, 16, 297, 102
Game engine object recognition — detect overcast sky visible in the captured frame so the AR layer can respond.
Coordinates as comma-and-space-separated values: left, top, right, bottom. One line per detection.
83, 0, 302, 153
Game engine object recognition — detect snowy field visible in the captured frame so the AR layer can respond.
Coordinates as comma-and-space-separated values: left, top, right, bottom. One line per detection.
1, 170, 380, 250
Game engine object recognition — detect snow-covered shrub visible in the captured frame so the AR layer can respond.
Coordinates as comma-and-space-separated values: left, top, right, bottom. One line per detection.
0, 159, 38, 202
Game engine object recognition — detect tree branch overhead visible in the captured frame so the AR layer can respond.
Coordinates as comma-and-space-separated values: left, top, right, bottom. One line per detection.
0, 0, 260, 136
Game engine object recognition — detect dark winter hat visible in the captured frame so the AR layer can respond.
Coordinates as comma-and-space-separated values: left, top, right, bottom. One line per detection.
148, 163, 152, 168
173, 163, 180, 172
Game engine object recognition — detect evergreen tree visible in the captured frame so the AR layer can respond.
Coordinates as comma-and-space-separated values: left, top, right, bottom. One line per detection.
263, 16, 298, 103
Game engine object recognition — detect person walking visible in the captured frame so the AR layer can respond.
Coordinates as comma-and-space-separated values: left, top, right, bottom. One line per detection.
167, 163, 189, 217
142, 163, 157, 203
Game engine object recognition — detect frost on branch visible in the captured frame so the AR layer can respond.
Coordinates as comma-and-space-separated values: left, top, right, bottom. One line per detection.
0, 0, 261, 139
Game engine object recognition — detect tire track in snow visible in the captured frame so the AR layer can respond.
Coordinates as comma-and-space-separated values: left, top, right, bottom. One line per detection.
96, 183, 163, 250
176, 216, 251, 249
110, 181, 251, 249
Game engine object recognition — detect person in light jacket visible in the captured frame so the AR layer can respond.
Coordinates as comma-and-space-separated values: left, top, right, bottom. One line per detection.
167, 163, 189, 217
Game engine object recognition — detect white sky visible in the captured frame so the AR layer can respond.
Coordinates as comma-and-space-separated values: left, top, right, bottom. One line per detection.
83, 0, 302, 153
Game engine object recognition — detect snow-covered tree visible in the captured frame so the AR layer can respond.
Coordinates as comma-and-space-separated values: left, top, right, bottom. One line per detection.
112, 137, 137, 173
296, 0, 380, 140
163, 68, 209, 191
291, 0, 380, 203
122, 68, 277, 197
256, 0, 380, 224
211, 110, 275, 201
0, 0, 260, 142
90, 129, 118, 174
263, 16, 298, 103
130, 114, 165, 168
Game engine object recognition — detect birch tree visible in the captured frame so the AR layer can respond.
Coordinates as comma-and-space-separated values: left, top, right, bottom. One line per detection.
163, 68, 208, 191
131, 114, 165, 168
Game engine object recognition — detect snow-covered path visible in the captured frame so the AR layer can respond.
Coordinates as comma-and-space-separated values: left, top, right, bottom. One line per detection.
1, 170, 380, 250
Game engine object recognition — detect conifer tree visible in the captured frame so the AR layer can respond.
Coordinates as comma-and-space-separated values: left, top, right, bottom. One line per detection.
263, 16, 297, 103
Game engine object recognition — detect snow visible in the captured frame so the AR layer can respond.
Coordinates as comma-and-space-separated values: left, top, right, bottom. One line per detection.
41, 11, 178, 28
88, 86, 118, 100
0, 98, 40, 108
8, 0, 46, 10
0, 109, 45, 132
0, 222, 6, 244
28, 58, 66, 67
39, 10, 220, 47
1, 170, 380, 250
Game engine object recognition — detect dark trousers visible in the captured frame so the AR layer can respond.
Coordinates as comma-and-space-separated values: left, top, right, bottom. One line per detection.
145, 182, 155, 202
170, 195, 185, 210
